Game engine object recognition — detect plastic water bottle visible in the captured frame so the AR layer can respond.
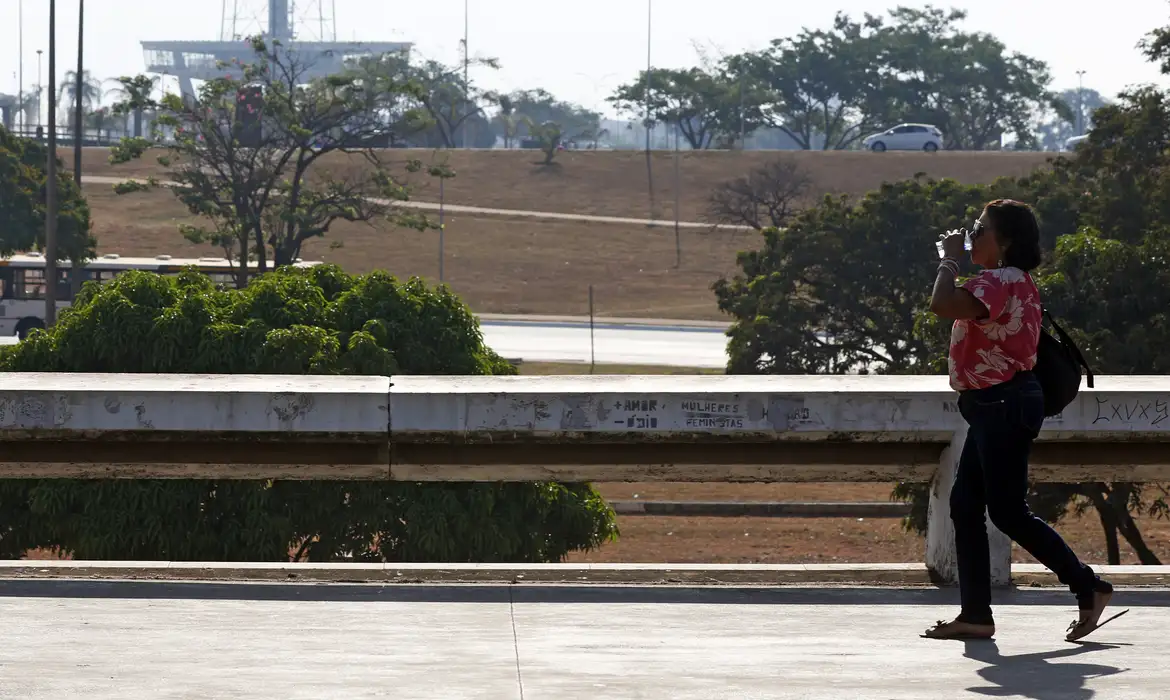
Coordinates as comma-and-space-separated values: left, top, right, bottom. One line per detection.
936, 229, 973, 258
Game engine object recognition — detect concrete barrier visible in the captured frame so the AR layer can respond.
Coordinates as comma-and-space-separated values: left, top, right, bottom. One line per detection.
0, 373, 390, 479
2, 372, 1169, 584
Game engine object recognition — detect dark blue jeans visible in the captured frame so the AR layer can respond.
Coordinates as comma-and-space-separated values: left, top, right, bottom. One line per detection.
951, 371, 1100, 624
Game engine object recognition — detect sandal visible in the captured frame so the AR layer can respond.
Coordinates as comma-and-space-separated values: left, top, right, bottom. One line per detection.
922, 619, 995, 640
1066, 581, 1126, 642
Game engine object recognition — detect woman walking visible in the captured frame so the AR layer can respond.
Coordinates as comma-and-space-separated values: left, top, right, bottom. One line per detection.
923, 199, 1113, 642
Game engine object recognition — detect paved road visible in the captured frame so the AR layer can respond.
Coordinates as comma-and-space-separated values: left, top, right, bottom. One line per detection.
480, 318, 728, 368
80, 175, 753, 231
1, 318, 728, 367
0, 581, 1161, 699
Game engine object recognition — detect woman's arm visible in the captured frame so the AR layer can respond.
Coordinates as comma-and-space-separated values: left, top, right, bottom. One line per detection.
930, 264, 989, 320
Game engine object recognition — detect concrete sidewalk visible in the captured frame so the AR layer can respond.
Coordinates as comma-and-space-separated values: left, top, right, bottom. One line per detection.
0, 581, 1163, 699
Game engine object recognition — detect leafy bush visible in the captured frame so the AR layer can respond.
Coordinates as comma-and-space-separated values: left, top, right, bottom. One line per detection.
0, 265, 617, 561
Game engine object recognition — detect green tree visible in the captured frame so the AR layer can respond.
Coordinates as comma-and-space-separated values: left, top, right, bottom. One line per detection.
727, 6, 1061, 151
494, 93, 521, 148
58, 69, 103, 131
0, 264, 617, 561
108, 38, 435, 284
505, 89, 601, 147
1063, 86, 1170, 246
84, 106, 112, 140
342, 52, 442, 147
1034, 87, 1109, 151
399, 55, 501, 148
609, 67, 748, 149
0, 126, 96, 262
729, 13, 890, 150
873, 6, 1066, 150
107, 74, 160, 139
525, 119, 563, 165
714, 176, 986, 374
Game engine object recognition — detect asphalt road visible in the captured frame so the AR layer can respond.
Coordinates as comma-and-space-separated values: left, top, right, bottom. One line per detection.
0, 580, 1162, 699
480, 318, 727, 368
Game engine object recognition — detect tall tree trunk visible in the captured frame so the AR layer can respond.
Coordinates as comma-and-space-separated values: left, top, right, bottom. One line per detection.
1087, 483, 1121, 564
1110, 484, 1163, 565
1090, 491, 1121, 565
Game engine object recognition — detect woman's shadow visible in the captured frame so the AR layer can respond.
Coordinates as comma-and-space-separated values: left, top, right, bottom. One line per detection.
961, 639, 1130, 700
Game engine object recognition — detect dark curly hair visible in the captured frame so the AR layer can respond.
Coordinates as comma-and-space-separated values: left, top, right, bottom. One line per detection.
984, 199, 1042, 271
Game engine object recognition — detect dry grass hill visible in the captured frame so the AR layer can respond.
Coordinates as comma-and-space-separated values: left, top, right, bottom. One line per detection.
76, 148, 1054, 321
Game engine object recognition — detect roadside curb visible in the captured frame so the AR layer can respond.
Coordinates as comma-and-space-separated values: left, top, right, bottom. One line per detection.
3, 562, 1168, 587
608, 501, 911, 518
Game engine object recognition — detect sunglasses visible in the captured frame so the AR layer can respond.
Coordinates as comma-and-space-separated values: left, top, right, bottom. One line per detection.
970, 220, 988, 240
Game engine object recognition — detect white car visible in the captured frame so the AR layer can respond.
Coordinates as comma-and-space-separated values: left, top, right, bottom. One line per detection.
862, 123, 943, 152
1064, 134, 1089, 151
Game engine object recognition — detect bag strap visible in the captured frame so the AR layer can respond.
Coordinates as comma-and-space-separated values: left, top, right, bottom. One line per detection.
1043, 307, 1095, 388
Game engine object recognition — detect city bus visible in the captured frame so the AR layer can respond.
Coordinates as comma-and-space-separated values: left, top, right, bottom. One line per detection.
0, 252, 322, 339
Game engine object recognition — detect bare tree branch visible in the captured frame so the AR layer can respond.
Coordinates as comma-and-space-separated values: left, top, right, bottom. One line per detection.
706, 159, 813, 230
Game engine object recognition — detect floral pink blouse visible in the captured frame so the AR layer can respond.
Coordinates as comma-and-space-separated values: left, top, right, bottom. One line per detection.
948, 267, 1043, 391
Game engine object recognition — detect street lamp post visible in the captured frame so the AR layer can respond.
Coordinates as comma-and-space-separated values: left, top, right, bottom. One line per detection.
74, 0, 85, 185
36, 49, 42, 131
45, 0, 59, 327
1076, 70, 1087, 136
18, 0, 24, 134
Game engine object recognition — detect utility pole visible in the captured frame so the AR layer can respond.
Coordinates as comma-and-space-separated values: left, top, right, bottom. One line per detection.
739, 72, 746, 150
644, 0, 656, 217
45, 0, 59, 327
462, 0, 469, 149
74, 0, 84, 185
673, 123, 680, 267
1076, 70, 1087, 136
18, 0, 24, 134
644, 0, 652, 152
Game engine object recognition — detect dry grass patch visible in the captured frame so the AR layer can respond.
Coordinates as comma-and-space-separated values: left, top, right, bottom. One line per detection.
84, 183, 754, 320
77, 148, 1054, 222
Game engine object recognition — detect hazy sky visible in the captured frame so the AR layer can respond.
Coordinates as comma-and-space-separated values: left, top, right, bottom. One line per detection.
3, 0, 1169, 117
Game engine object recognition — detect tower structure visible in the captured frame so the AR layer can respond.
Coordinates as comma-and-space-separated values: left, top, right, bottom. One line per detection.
219, 0, 337, 43
142, 1, 409, 101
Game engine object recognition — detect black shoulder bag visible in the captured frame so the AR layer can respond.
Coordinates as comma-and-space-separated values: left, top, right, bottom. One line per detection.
1033, 307, 1094, 417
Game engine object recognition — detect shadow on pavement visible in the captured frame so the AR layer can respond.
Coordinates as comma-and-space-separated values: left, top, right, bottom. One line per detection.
1, 580, 1169, 607
961, 639, 1129, 700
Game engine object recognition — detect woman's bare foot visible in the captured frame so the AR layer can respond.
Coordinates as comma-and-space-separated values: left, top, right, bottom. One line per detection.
1066, 587, 1113, 642
921, 618, 995, 640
